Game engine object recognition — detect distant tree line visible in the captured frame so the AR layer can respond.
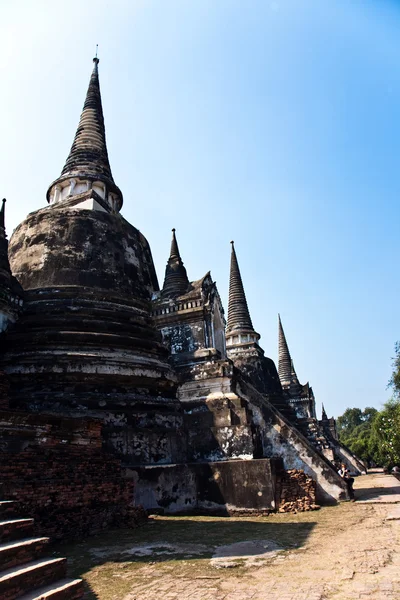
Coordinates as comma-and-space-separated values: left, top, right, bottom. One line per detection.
337, 343, 400, 468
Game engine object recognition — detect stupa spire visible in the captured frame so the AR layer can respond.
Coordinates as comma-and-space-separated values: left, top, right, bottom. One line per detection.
0, 198, 12, 292
321, 403, 328, 420
278, 314, 300, 387
169, 228, 181, 260
46, 56, 123, 212
162, 229, 189, 298
226, 242, 259, 341
0, 198, 5, 233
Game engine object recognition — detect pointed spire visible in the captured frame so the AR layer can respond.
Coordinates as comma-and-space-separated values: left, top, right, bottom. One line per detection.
0, 198, 11, 289
169, 228, 180, 260
226, 242, 259, 340
321, 404, 328, 420
60, 57, 111, 180
278, 314, 299, 387
0, 198, 5, 233
0, 197, 23, 309
162, 229, 189, 298
47, 57, 123, 211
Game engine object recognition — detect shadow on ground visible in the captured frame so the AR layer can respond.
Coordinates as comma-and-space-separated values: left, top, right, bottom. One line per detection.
354, 474, 400, 502
55, 516, 317, 599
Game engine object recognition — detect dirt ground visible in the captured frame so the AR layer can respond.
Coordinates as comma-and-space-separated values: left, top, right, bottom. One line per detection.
56, 471, 400, 600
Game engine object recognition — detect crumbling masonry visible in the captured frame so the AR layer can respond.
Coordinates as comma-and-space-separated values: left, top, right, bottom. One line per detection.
0, 58, 365, 531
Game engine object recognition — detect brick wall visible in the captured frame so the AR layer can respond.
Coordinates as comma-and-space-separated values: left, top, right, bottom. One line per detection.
0, 371, 9, 410
0, 411, 144, 540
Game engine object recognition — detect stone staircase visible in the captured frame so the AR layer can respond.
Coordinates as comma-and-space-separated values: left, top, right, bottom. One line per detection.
0, 499, 83, 600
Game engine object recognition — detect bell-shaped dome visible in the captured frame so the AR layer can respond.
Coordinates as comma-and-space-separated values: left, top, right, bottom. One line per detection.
2, 55, 178, 411
4, 205, 177, 410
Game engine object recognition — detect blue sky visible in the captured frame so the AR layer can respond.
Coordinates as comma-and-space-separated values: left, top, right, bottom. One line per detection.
1, 0, 400, 417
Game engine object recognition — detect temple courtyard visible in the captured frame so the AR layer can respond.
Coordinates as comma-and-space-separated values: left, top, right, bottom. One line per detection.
55, 470, 400, 600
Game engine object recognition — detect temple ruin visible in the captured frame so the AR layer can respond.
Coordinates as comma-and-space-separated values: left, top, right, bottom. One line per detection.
0, 57, 365, 541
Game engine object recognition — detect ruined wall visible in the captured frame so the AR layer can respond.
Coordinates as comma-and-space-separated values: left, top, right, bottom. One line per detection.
153, 274, 226, 362
0, 411, 137, 540
178, 360, 256, 461
131, 458, 280, 514
103, 402, 187, 465
0, 371, 9, 410
131, 460, 319, 515
161, 321, 204, 355
235, 378, 350, 504
184, 395, 254, 462
289, 398, 312, 420
175, 356, 349, 504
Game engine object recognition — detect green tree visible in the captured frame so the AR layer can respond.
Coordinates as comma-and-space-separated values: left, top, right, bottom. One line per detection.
389, 342, 400, 398
336, 343, 400, 468
337, 407, 378, 465
337, 408, 363, 437
371, 399, 400, 468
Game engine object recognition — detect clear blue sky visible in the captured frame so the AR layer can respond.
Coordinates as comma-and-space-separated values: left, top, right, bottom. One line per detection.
1, 0, 400, 417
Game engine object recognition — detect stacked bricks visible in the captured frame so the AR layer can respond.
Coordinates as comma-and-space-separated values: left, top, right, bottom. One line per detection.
278, 469, 319, 513
0, 411, 142, 541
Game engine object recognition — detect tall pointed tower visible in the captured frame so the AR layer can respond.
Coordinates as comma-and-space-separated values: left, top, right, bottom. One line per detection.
162, 229, 189, 298
226, 241, 260, 347
47, 57, 123, 213
278, 316, 368, 473
3, 59, 179, 464
277, 315, 316, 420
0, 199, 23, 333
153, 229, 226, 360
278, 314, 301, 391
0, 199, 11, 324
225, 242, 281, 397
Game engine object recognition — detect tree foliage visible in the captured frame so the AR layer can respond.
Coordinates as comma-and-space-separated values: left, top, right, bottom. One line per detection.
337, 407, 378, 465
336, 343, 400, 468
389, 341, 400, 398
371, 399, 400, 467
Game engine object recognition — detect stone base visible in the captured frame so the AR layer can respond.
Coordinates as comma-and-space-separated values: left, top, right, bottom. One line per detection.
129, 458, 282, 514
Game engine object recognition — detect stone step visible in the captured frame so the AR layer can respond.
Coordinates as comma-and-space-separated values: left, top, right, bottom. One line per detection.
0, 537, 50, 571
0, 557, 67, 600
16, 578, 84, 600
0, 519, 34, 543
0, 502, 17, 518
